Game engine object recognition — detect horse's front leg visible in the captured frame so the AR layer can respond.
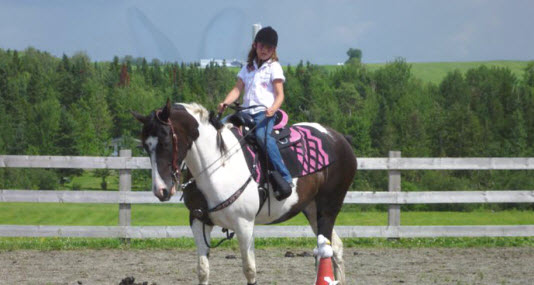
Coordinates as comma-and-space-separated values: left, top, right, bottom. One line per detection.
235, 221, 257, 285
191, 218, 212, 285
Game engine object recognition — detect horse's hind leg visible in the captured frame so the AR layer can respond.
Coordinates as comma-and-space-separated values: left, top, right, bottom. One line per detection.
303, 203, 346, 284
191, 219, 212, 285
331, 230, 346, 284
317, 212, 347, 284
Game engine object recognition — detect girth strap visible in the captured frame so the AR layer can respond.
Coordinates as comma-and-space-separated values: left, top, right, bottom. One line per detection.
208, 176, 252, 212
201, 176, 252, 249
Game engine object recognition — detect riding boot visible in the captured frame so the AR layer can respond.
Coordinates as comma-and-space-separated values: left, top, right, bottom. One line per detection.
269, 171, 292, 201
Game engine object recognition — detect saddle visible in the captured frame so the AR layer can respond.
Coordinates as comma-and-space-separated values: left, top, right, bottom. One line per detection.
226, 109, 300, 149
227, 110, 336, 195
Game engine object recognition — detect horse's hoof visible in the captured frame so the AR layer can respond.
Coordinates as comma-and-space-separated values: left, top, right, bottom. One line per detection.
247, 283, 257, 285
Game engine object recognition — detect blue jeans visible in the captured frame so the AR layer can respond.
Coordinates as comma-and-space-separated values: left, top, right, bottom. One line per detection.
252, 112, 292, 183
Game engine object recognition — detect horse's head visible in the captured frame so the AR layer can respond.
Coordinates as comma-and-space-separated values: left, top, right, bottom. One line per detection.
132, 99, 199, 201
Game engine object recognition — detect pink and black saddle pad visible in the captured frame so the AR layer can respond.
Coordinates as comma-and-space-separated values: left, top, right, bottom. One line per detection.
231, 124, 336, 183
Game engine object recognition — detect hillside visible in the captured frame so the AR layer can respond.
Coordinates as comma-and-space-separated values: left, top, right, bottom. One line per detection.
324, 60, 530, 84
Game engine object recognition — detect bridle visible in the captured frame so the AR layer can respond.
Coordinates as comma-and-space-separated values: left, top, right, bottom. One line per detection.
155, 109, 181, 185
153, 104, 268, 190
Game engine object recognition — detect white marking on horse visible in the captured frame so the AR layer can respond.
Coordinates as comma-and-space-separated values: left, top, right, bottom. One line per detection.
294, 122, 329, 133
255, 177, 300, 224
146, 136, 166, 195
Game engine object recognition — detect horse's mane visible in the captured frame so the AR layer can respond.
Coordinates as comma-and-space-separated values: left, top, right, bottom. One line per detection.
177, 102, 210, 123
178, 102, 228, 155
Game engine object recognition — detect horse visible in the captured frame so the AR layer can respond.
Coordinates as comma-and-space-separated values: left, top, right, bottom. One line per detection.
132, 100, 357, 285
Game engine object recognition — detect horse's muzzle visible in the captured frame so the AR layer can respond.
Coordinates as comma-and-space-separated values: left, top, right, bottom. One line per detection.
156, 185, 176, 202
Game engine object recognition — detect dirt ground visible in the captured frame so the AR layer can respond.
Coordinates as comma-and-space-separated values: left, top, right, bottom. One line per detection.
1, 247, 533, 285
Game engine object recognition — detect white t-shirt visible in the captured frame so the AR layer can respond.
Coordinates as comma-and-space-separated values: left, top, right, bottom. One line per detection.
237, 59, 285, 114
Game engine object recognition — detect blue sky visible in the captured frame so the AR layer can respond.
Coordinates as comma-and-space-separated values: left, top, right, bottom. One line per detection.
0, 0, 533, 65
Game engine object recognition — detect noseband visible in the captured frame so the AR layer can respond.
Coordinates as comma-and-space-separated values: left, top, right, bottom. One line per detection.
155, 110, 181, 184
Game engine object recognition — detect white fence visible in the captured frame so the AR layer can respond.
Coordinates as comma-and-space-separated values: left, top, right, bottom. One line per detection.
1, 150, 534, 239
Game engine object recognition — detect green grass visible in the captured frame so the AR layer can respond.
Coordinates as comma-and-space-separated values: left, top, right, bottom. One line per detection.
57, 169, 151, 191
322, 60, 530, 84
2, 203, 534, 226
2, 203, 534, 250
0, 203, 190, 226
60, 170, 120, 191
1, 236, 534, 251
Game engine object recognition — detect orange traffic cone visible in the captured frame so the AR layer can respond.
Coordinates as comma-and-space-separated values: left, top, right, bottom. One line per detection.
315, 257, 338, 285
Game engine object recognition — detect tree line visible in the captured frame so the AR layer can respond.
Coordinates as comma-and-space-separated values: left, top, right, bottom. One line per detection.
1, 47, 534, 210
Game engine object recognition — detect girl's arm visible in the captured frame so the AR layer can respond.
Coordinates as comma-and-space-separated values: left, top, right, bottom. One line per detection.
218, 78, 244, 112
266, 79, 284, 117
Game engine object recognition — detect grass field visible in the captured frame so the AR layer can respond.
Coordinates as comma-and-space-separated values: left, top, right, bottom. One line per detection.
323, 60, 530, 84
59, 170, 151, 191
2, 236, 534, 251
2, 202, 534, 226
2, 203, 534, 250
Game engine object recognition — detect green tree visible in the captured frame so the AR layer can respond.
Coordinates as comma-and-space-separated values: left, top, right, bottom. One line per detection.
371, 58, 413, 155
26, 96, 62, 154
55, 55, 76, 106
140, 58, 149, 84
441, 103, 483, 157
151, 59, 165, 87
524, 61, 534, 87
346, 48, 362, 63
71, 79, 112, 155
439, 70, 470, 108
70, 52, 95, 104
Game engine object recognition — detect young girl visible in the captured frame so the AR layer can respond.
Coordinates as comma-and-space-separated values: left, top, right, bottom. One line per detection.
218, 26, 293, 192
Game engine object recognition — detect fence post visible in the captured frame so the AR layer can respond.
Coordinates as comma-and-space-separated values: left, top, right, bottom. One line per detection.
119, 149, 131, 243
388, 151, 401, 238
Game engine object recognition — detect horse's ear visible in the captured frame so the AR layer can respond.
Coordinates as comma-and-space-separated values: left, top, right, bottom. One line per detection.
166, 98, 172, 109
159, 99, 172, 121
131, 110, 148, 124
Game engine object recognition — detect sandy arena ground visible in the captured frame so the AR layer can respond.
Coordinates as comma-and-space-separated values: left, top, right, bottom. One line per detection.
1, 247, 533, 284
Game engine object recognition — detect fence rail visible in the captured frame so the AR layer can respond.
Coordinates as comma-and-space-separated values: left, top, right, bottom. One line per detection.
2, 225, 534, 239
2, 190, 534, 204
1, 151, 534, 238
3, 155, 534, 170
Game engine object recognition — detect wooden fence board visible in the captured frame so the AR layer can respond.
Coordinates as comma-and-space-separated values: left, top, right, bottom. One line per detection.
1, 225, 533, 238
343, 191, 534, 204
0, 155, 151, 169
3, 156, 534, 170
3, 190, 534, 204
358, 157, 534, 170
0, 190, 179, 204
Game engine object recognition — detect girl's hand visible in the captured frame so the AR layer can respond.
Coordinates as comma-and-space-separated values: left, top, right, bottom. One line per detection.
266, 107, 277, 117
218, 103, 227, 113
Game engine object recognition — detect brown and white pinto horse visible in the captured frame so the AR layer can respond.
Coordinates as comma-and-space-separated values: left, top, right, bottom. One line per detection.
133, 100, 357, 285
